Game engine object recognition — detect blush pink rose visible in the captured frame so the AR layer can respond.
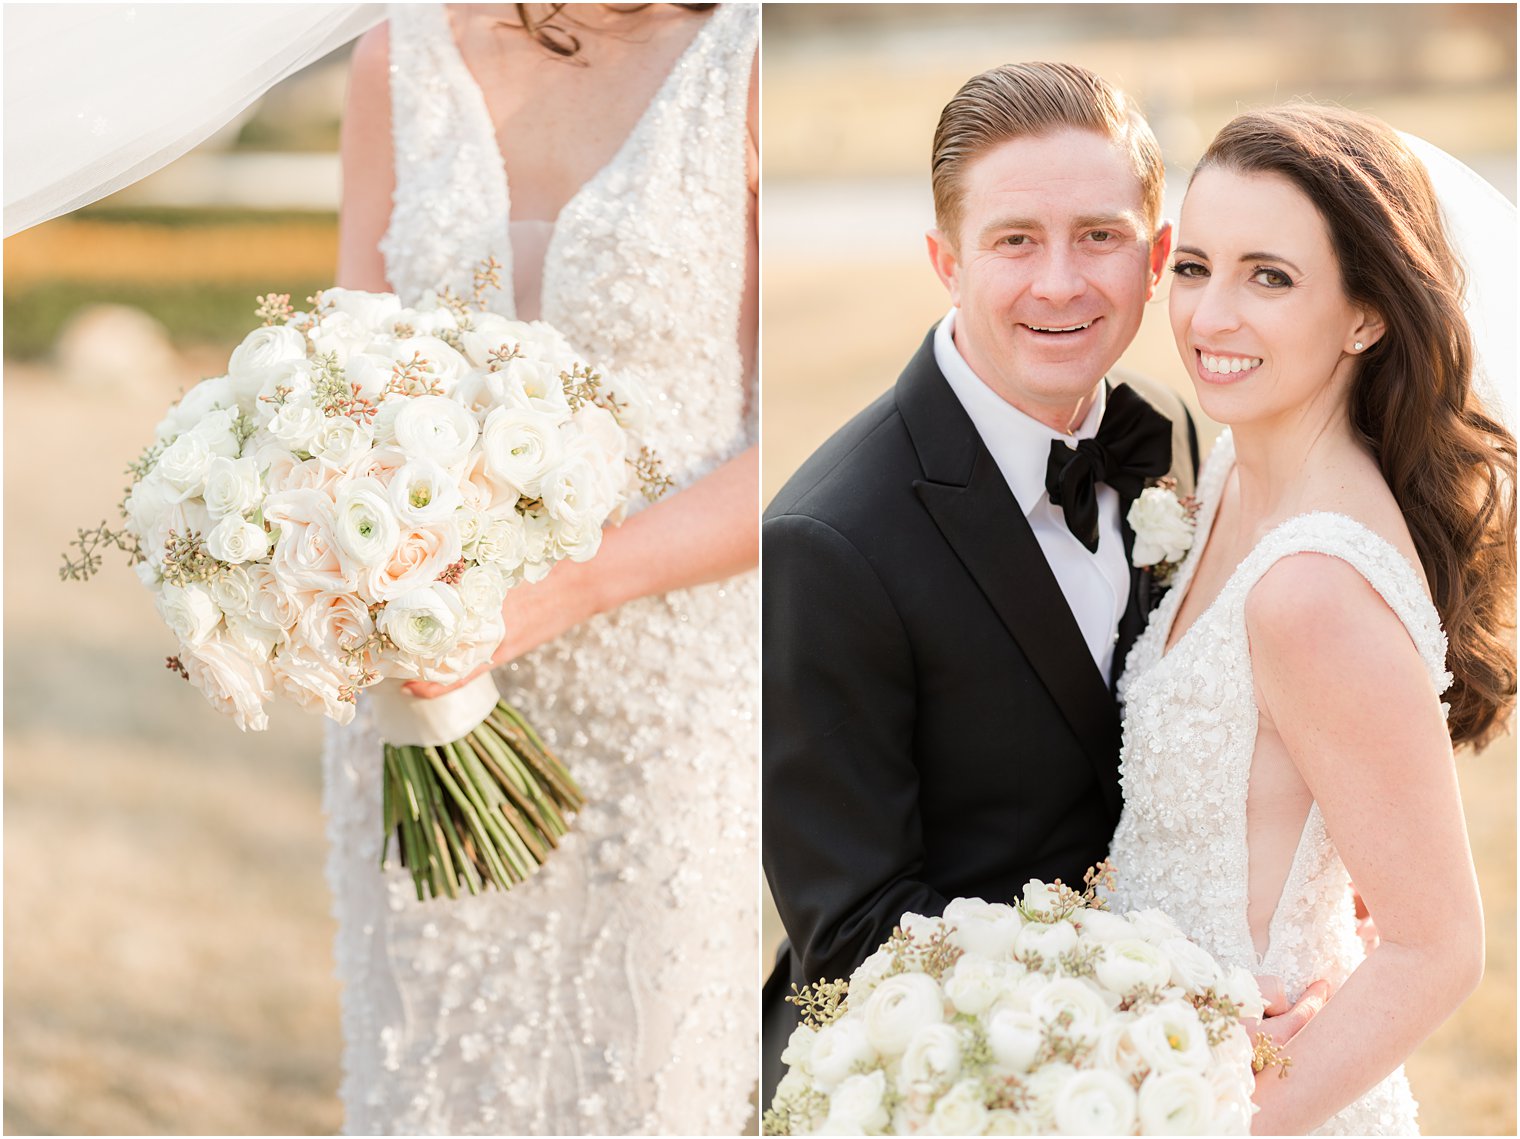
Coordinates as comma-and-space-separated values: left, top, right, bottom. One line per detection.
364, 524, 463, 602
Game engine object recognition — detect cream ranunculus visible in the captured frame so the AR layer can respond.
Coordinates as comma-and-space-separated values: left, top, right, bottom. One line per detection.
1029, 977, 1111, 1044
1160, 936, 1223, 994
1052, 1069, 1138, 1136
1128, 485, 1196, 567
268, 399, 325, 454
985, 1006, 1043, 1073
364, 524, 462, 603
1136, 1069, 1216, 1135
390, 459, 465, 527
391, 335, 470, 388
823, 1070, 889, 1134
155, 375, 236, 441
205, 515, 272, 564
457, 564, 508, 621
1023, 1061, 1078, 1130
943, 896, 1024, 960
860, 972, 945, 1057
228, 324, 309, 396
310, 414, 375, 470
392, 394, 479, 468
334, 478, 402, 574
807, 1018, 877, 1091
493, 356, 573, 423
1075, 907, 1137, 943
944, 956, 1016, 1017
379, 583, 467, 660
481, 406, 565, 498
154, 431, 216, 501
202, 455, 263, 519
1220, 965, 1266, 1020
472, 513, 530, 573
927, 1078, 989, 1136
1094, 938, 1174, 997
156, 582, 221, 646
1128, 1001, 1212, 1074
1014, 917, 1078, 962
1125, 908, 1187, 946
324, 288, 401, 328
900, 1022, 963, 1095
778, 1024, 817, 1074
181, 633, 271, 731
307, 309, 375, 361
846, 946, 896, 1002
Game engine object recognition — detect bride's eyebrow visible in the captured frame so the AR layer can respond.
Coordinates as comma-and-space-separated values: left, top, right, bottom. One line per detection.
1174, 243, 1303, 274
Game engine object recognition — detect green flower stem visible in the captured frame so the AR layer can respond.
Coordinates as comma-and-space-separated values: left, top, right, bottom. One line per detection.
425, 764, 480, 897
442, 740, 537, 877
460, 733, 552, 861
391, 747, 429, 900
422, 744, 523, 887
496, 701, 582, 801
487, 710, 583, 811
402, 746, 448, 898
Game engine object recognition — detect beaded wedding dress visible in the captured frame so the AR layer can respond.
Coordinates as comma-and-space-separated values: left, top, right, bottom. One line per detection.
320, 5, 759, 1134
1109, 430, 1447, 1135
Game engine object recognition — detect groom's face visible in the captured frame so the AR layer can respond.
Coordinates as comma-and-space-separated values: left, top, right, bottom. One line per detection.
928, 128, 1171, 425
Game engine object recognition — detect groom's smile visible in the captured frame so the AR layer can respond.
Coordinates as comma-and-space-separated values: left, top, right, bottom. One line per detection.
927, 128, 1171, 432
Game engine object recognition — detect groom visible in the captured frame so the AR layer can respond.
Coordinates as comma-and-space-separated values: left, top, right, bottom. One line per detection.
762, 62, 1204, 1098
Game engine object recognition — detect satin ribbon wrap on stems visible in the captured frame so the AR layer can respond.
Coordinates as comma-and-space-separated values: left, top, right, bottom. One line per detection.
368, 675, 587, 901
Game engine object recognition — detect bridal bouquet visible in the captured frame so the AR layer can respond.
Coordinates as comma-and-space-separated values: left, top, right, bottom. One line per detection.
765, 866, 1272, 1136
62, 274, 669, 901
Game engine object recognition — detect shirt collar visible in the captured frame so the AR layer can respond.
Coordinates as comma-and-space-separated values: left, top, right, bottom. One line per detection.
933, 308, 1107, 516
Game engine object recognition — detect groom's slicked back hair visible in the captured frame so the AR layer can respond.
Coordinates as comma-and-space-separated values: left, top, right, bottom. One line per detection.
932, 61, 1164, 242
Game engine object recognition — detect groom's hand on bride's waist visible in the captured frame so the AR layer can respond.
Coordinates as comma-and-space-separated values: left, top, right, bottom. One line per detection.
1249, 976, 1331, 1047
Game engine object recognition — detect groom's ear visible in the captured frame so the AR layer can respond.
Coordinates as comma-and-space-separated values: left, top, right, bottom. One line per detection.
1145, 221, 1174, 299
926, 228, 962, 305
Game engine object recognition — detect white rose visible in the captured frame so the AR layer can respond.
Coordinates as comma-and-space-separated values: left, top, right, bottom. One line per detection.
1220, 965, 1266, 1020
1125, 908, 1186, 946
310, 414, 375, 470
268, 400, 325, 454
1160, 936, 1223, 994
1095, 938, 1174, 997
379, 583, 466, 659
180, 633, 271, 731
1014, 918, 1078, 963
986, 1007, 1043, 1072
154, 431, 215, 500
228, 324, 309, 401
156, 582, 221, 646
323, 288, 401, 328
1128, 485, 1195, 567
365, 523, 462, 602
860, 972, 945, 1057
1020, 879, 1068, 921
307, 309, 374, 360
944, 897, 1024, 960
824, 1070, 889, 1134
202, 456, 263, 519
224, 611, 281, 661
1052, 1069, 1138, 1136
778, 1024, 816, 1074
944, 956, 1015, 1017
332, 480, 401, 571
1136, 1070, 1216, 1135
1029, 977, 1110, 1043
205, 515, 272, 564
390, 459, 464, 526
493, 356, 573, 422
247, 563, 299, 632
984, 1108, 1034, 1135
155, 375, 236, 441
189, 406, 242, 459
209, 564, 258, 620
481, 406, 565, 498
1023, 1062, 1078, 1129
391, 302, 458, 338
343, 352, 396, 403
808, 1018, 877, 1091
271, 641, 353, 724
457, 564, 508, 620
393, 394, 479, 468
928, 1078, 989, 1136
1075, 907, 1136, 943
125, 473, 175, 537
298, 590, 378, 673
1091, 1017, 1147, 1083
900, 1022, 962, 1094
391, 335, 470, 388
264, 488, 356, 596
1128, 1002, 1212, 1075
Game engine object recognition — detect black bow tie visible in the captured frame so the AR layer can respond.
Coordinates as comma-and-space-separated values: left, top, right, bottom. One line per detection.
1044, 383, 1172, 553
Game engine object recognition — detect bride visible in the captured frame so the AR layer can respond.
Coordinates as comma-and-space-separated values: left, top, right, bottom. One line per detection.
327, 3, 758, 1134
1108, 104, 1516, 1134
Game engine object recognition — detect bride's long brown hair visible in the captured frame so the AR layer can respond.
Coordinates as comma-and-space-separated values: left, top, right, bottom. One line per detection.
511, 3, 716, 59
1194, 105, 1516, 748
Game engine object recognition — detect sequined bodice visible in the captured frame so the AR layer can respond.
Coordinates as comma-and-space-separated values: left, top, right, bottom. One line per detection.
1108, 430, 1447, 1134
323, 6, 758, 1134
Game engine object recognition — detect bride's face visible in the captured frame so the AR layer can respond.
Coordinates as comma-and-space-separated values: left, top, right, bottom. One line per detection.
1168, 167, 1381, 429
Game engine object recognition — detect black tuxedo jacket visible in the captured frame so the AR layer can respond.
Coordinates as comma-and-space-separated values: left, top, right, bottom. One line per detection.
760, 327, 1197, 1101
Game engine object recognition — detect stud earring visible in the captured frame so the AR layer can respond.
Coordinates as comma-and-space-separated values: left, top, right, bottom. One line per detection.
1354, 341, 1364, 352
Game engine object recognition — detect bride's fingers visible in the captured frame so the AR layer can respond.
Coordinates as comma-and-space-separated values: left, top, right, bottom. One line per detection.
1255, 974, 1289, 1016
1256, 978, 1331, 1047
405, 661, 493, 700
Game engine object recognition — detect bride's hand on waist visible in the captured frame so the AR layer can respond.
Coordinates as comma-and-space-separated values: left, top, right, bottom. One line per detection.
1243, 975, 1330, 1048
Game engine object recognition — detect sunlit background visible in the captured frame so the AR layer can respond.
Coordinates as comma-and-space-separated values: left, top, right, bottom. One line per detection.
760, 4, 1516, 1134
4, 35, 354, 1135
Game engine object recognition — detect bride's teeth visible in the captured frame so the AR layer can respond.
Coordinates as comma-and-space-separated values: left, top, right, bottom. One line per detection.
1200, 353, 1263, 374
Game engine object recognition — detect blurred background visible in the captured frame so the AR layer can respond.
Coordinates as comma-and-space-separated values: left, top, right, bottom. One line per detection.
760, 4, 1516, 1134
4, 38, 354, 1136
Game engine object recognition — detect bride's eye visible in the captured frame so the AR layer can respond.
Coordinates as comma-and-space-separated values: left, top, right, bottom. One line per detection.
1169, 260, 1207, 279
1251, 265, 1294, 288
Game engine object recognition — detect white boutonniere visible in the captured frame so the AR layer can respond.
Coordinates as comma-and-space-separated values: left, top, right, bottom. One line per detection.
1127, 477, 1199, 588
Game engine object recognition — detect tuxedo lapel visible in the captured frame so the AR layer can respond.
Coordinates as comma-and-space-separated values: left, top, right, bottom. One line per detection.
897, 330, 1122, 820
1114, 486, 1149, 686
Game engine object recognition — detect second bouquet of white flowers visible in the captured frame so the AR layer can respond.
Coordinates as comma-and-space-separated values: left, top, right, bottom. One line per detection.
764, 865, 1275, 1136
64, 275, 670, 901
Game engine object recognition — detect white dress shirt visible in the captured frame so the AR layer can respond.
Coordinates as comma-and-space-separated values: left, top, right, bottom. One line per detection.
933, 309, 1130, 685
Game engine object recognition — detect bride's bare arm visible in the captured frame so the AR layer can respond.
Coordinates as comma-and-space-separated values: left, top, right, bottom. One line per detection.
1244, 554, 1483, 1134
336, 24, 395, 293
